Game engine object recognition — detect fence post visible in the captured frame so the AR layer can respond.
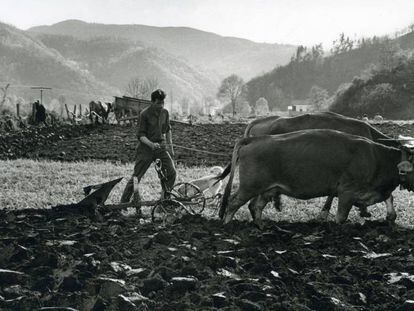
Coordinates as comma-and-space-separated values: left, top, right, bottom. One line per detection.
79, 104, 82, 117
16, 103, 20, 117
65, 104, 70, 120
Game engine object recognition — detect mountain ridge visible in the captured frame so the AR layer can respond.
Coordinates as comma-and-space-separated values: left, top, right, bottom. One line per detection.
28, 19, 297, 80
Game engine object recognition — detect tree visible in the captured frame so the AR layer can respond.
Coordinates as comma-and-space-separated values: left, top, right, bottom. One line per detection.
361, 83, 396, 115
265, 83, 286, 110
308, 85, 329, 111
202, 96, 216, 115
179, 97, 190, 115
217, 74, 245, 116
126, 77, 159, 99
331, 33, 354, 55
291, 45, 307, 62
378, 39, 405, 71
58, 95, 66, 116
255, 97, 269, 115
0, 83, 10, 110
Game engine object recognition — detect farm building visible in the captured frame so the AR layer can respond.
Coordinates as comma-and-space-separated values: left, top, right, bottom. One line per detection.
287, 100, 313, 116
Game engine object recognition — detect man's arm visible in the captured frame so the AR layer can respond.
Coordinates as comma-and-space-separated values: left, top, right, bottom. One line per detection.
166, 129, 174, 157
140, 136, 160, 150
165, 111, 174, 157
137, 111, 160, 150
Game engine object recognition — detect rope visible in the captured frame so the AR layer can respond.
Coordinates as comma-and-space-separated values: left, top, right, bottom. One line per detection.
172, 144, 230, 157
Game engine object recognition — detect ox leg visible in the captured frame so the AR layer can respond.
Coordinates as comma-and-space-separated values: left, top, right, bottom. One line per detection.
358, 206, 371, 218
336, 194, 354, 224
223, 193, 249, 225
385, 195, 396, 223
248, 195, 269, 230
248, 196, 259, 222
272, 194, 282, 212
318, 196, 334, 221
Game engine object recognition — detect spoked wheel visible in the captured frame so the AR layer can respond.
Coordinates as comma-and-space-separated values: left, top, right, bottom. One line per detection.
171, 182, 206, 215
210, 193, 223, 211
151, 199, 185, 224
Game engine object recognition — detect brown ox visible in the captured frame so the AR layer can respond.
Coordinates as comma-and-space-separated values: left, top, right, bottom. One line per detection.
220, 130, 414, 227
219, 112, 401, 222
89, 101, 112, 124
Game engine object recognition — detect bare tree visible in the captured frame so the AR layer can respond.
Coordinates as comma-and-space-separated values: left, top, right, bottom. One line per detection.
58, 95, 66, 116
126, 77, 159, 99
217, 74, 245, 116
0, 83, 10, 109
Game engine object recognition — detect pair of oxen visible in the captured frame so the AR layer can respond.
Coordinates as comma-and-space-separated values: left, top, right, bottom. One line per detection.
215, 112, 414, 228
88, 101, 112, 124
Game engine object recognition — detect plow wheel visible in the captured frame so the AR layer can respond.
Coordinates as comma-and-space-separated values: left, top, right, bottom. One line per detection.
171, 182, 206, 215
151, 199, 186, 224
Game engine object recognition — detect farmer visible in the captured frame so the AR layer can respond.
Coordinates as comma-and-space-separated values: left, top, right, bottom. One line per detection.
34, 100, 47, 126
120, 89, 176, 203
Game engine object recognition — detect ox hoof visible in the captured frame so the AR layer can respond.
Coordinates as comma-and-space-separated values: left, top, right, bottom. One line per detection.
253, 221, 265, 230
359, 211, 372, 218
386, 213, 397, 224
317, 211, 329, 221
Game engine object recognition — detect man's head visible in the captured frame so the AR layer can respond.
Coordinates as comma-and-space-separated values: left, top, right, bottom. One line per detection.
151, 89, 166, 111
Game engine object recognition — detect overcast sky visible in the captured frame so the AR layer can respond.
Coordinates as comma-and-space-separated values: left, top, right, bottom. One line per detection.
2, 0, 414, 48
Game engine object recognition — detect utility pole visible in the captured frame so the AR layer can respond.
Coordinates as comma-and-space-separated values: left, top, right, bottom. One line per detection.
31, 86, 52, 106
170, 89, 173, 114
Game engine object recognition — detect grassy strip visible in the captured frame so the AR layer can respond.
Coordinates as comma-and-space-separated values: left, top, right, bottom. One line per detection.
1, 159, 413, 227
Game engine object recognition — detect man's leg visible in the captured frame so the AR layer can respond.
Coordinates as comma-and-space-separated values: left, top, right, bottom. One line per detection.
120, 153, 152, 203
157, 150, 176, 194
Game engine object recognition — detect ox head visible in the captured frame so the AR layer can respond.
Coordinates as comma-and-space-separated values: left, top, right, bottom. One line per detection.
397, 135, 414, 191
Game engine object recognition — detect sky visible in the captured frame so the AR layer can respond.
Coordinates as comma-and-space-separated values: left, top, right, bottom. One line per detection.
2, 0, 414, 48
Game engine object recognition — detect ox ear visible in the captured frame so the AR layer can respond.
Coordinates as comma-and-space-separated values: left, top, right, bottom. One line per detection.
398, 161, 413, 174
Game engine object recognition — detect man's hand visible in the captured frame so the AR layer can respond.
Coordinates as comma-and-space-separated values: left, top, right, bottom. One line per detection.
151, 142, 161, 150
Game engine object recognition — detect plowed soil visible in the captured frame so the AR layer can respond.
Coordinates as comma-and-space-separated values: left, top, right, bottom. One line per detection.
1, 121, 414, 310
1, 121, 413, 167
2, 209, 414, 310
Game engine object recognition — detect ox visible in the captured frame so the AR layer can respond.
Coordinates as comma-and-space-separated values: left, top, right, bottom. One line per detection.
244, 115, 280, 137
89, 101, 112, 124
220, 129, 414, 227
219, 112, 401, 222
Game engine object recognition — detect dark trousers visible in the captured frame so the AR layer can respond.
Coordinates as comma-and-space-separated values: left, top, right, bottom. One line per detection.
120, 145, 176, 203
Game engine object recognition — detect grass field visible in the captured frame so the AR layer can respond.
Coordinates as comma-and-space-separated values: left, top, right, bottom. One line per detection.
1, 159, 414, 227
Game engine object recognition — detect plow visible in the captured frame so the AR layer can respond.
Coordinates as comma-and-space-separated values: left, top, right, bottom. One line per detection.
42, 159, 222, 224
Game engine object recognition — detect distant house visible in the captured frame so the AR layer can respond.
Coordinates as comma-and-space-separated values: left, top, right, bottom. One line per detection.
287, 100, 313, 116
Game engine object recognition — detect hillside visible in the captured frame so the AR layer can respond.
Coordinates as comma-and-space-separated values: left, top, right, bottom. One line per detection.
36, 34, 218, 102
245, 31, 414, 117
330, 58, 414, 119
0, 22, 115, 110
29, 20, 297, 80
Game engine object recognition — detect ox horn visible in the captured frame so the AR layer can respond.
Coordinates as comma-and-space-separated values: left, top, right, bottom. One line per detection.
398, 161, 413, 174
379, 135, 414, 148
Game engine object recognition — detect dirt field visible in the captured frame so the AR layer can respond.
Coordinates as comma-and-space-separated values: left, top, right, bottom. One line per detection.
2, 208, 414, 311
1, 120, 413, 167
1, 121, 414, 310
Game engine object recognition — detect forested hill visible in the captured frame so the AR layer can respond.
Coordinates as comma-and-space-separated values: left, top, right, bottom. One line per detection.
246, 33, 414, 118
29, 19, 297, 81
35, 33, 218, 102
329, 58, 414, 119
0, 22, 114, 108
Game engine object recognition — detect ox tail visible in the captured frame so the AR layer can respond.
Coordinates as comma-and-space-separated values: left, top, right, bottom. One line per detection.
219, 139, 244, 219
211, 162, 232, 187
244, 122, 254, 137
